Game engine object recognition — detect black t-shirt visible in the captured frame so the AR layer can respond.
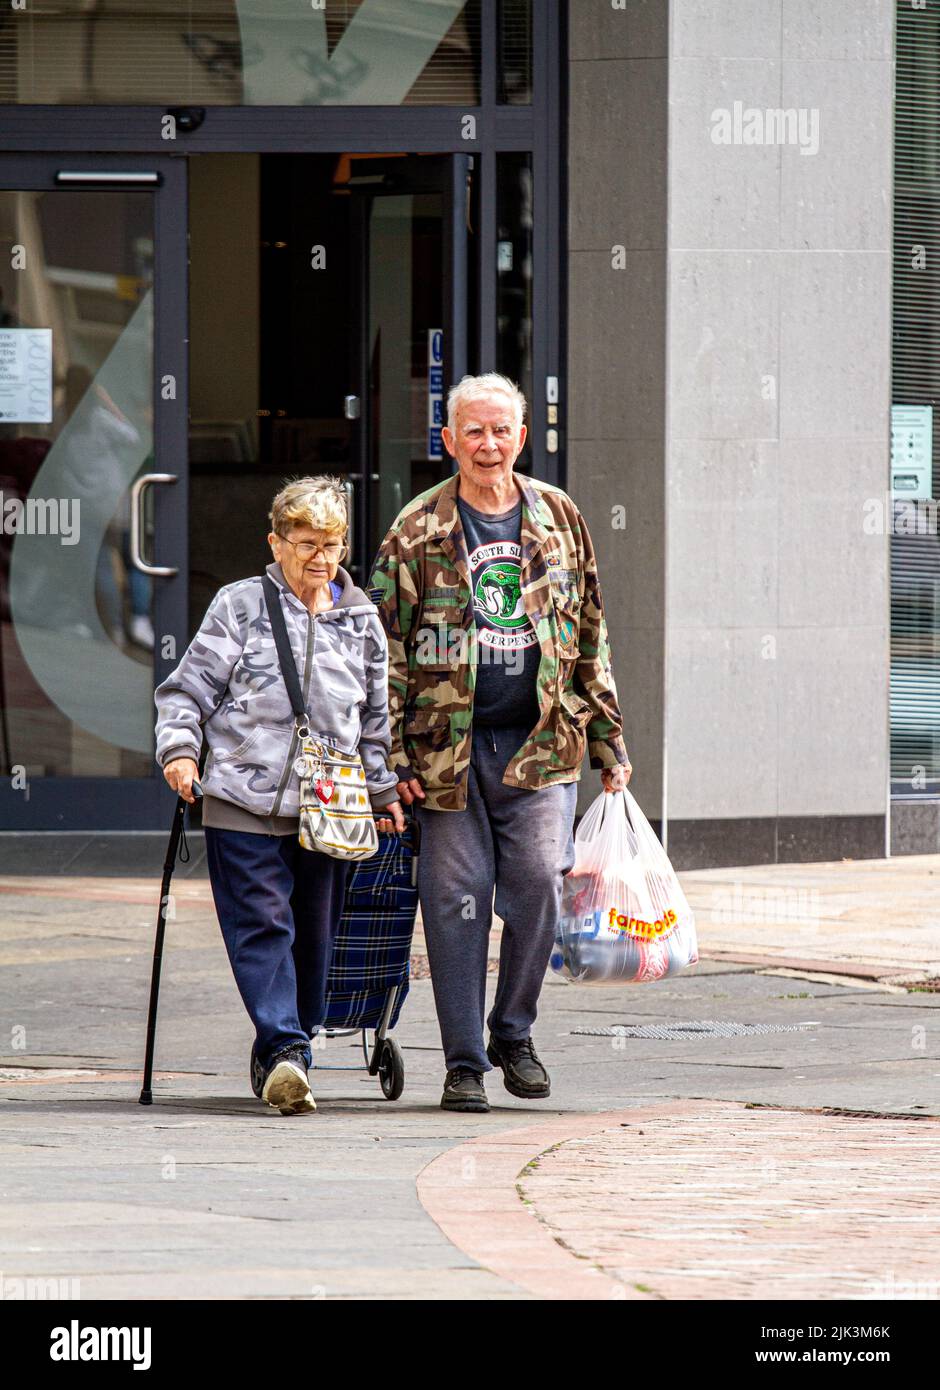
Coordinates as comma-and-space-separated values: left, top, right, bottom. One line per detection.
456, 494, 541, 729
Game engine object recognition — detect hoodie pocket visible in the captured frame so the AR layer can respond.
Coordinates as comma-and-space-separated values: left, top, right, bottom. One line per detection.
212, 724, 264, 762
201, 722, 294, 814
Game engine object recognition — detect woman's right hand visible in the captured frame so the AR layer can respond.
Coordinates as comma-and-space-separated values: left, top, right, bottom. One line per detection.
163, 757, 200, 804
375, 799, 406, 835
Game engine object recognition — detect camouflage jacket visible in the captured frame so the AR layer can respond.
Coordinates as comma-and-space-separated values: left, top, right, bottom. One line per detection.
153, 562, 399, 817
368, 472, 629, 811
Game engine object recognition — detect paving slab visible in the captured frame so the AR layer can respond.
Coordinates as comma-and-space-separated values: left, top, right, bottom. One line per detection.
1, 867, 939, 1299
681, 855, 940, 976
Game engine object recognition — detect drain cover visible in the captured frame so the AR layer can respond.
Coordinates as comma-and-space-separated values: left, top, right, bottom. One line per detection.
571, 1020, 815, 1040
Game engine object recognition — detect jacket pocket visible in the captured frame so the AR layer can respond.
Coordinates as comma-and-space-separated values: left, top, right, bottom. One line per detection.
401, 707, 453, 785
403, 707, 451, 736
202, 722, 295, 815
411, 614, 466, 672
212, 724, 264, 762
552, 590, 581, 658
560, 686, 593, 731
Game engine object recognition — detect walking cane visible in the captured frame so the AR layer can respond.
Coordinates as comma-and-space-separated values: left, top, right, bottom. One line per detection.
139, 780, 202, 1105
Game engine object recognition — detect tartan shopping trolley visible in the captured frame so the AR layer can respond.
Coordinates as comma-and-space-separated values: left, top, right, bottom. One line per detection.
315, 813, 421, 1100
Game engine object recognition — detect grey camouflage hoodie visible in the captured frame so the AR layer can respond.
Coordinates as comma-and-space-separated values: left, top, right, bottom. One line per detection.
153, 562, 399, 817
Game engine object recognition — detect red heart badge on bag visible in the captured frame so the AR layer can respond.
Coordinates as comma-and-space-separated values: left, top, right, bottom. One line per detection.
314, 778, 334, 804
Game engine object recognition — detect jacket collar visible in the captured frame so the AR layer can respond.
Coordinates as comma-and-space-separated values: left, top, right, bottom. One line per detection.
265, 561, 375, 614
423, 469, 555, 548
417, 470, 556, 598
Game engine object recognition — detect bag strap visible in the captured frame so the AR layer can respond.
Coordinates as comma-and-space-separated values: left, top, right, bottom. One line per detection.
261, 576, 307, 726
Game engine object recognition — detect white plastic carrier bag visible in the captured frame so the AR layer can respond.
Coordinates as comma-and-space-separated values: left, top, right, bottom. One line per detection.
551, 789, 698, 984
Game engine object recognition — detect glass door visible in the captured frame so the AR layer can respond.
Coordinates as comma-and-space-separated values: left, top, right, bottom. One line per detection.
345, 154, 471, 576
0, 155, 187, 830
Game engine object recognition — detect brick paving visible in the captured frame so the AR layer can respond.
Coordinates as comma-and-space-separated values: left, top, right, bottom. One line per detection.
517, 1103, 940, 1301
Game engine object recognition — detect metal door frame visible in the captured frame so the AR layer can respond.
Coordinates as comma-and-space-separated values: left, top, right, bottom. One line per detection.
0, 2, 566, 829
346, 153, 470, 578
0, 153, 188, 829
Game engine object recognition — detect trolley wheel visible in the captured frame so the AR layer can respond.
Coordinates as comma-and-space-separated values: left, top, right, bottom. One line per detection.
378, 1037, 405, 1101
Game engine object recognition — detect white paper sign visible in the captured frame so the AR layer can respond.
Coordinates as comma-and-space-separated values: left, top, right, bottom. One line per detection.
891, 404, 933, 500
0, 328, 53, 423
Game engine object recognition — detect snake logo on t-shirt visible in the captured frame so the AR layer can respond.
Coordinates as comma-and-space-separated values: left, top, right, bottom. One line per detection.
468, 541, 539, 651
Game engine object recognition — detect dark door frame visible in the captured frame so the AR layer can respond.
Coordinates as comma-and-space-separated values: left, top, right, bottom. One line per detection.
0, 151, 189, 829
346, 152, 471, 579
0, 1, 566, 829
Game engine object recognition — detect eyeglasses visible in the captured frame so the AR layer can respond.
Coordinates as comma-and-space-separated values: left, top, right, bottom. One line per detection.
278, 533, 347, 561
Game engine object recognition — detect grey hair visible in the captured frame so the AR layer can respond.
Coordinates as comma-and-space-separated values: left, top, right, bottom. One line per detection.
446, 372, 527, 433
269, 475, 348, 537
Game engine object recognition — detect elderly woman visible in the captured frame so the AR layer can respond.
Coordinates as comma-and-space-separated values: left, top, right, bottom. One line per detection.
154, 476, 404, 1116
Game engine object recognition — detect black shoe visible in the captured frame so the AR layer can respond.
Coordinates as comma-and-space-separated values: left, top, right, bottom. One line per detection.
249, 1042, 265, 1100
441, 1066, 489, 1113
486, 1035, 551, 1099
262, 1043, 316, 1116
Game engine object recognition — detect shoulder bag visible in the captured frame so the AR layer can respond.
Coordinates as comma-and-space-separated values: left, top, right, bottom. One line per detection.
261, 576, 379, 861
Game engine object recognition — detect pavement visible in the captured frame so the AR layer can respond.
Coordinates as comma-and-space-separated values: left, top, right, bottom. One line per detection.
1, 853, 938, 1300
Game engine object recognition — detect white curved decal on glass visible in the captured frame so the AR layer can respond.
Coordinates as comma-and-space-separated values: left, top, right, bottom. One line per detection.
234, 0, 465, 106
8, 291, 155, 755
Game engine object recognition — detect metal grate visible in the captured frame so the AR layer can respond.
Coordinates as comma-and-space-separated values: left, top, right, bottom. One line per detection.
571, 1020, 816, 1041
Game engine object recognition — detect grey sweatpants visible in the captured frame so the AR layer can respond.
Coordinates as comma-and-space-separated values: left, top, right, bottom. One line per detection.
416, 723, 578, 1073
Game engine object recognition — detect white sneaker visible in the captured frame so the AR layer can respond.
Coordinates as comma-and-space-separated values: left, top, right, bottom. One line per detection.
129, 614, 155, 649
261, 1048, 316, 1116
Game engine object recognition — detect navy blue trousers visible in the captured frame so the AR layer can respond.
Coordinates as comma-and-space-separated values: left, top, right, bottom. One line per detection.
204, 828, 350, 1072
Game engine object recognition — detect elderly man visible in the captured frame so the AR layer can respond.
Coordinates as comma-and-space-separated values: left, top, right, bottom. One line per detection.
369, 372, 631, 1112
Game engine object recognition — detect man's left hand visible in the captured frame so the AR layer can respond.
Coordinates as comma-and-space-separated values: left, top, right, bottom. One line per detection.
601, 763, 631, 794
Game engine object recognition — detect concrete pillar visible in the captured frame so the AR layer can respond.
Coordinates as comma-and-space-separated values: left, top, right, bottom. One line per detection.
567, 0, 670, 831
567, 0, 894, 866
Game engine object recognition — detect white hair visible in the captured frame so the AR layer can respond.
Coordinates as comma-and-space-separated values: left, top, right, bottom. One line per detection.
269, 475, 347, 537
446, 373, 527, 433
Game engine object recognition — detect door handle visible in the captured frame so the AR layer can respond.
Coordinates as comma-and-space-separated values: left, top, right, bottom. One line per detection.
130, 473, 179, 576
55, 171, 162, 186
344, 395, 360, 420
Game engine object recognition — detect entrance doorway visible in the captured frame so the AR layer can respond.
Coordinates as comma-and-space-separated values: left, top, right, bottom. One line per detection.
0, 154, 187, 831
187, 153, 471, 627
187, 152, 470, 623
0, 150, 471, 829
